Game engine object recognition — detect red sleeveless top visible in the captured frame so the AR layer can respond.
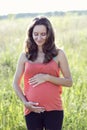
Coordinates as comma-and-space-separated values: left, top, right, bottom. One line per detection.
24, 59, 63, 115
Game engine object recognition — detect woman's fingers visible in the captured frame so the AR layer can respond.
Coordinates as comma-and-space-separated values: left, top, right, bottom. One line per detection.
28, 74, 46, 87
25, 101, 45, 113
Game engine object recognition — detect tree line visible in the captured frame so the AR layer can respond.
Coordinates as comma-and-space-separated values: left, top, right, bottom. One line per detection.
0, 10, 87, 20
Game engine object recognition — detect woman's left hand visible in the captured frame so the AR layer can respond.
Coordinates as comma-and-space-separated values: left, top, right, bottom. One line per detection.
29, 74, 49, 87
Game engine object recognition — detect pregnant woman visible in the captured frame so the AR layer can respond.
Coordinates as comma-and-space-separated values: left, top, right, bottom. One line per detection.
13, 16, 72, 130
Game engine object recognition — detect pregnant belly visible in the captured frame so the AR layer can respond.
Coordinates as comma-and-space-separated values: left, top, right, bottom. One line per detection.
25, 82, 62, 110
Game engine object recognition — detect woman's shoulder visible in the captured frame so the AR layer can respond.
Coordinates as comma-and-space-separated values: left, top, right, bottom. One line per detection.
58, 48, 65, 56
18, 51, 28, 63
57, 48, 68, 64
56, 48, 65, 57
54, 48, 66, 63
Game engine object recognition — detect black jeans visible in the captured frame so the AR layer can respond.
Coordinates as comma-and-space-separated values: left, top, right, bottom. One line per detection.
25, 110, 64, 130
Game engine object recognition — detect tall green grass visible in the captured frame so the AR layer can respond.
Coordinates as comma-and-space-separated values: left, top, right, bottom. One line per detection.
0, 15, 87, 130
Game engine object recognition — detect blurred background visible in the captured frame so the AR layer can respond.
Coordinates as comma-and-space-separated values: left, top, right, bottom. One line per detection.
0, 0, 87, 130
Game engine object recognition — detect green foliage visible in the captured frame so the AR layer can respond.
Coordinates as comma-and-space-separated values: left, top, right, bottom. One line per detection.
0, 15, 87, 130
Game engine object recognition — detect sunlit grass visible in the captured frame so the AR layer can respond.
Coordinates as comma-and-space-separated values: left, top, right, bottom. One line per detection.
0, 15, 87, 130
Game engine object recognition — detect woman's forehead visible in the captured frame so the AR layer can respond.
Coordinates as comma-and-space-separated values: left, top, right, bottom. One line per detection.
33, 25, 47, 32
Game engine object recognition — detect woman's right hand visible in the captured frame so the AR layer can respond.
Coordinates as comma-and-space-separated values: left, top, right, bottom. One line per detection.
24, 101, 45, 113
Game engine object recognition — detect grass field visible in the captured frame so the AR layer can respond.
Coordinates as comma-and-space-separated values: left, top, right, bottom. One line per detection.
0, 14, 87, 130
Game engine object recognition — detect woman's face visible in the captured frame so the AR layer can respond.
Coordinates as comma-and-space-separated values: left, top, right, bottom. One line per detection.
32, 25, 47, 47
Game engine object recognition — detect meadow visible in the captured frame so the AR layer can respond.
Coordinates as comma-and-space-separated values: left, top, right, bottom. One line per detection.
0, 14, 87, 130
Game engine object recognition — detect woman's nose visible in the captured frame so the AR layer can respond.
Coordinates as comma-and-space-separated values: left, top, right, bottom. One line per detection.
37, 35, 42, 40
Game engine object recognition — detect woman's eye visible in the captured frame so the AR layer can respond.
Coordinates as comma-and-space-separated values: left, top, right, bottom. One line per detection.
41, 33, 46, 36
33, 32, 47, 37
34, 33, 38, 36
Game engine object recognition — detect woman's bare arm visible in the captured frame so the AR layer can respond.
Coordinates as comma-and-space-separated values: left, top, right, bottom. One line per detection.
13, 52, 27, 104
13, 52, 45, 113
29, 50, 73, 87
47, 49, 73, 87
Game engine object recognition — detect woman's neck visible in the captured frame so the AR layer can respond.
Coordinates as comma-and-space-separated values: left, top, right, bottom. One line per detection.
38, 46, 43, 53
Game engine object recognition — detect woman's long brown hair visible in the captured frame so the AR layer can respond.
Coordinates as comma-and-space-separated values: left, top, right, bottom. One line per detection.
25, 16, 59, 63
